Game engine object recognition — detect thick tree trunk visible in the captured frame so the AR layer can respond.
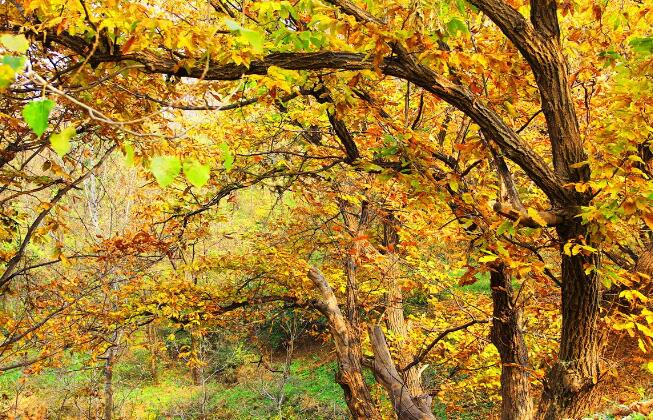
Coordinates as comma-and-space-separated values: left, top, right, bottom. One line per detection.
369, 326, 436, 420
538, 222, 603, 419
489, 265, 534, 420
308, 268, 380, 419
386, 286, 428, 407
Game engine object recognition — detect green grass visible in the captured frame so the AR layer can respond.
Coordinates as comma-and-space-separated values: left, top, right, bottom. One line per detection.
457, 271, 521, 295
0, 369, 21, 390
287, 360, 347, 408
110, 358, 348, 419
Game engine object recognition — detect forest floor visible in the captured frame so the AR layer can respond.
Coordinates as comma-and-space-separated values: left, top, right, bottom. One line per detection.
1, 344, 651, 419
0, 278, 651, 419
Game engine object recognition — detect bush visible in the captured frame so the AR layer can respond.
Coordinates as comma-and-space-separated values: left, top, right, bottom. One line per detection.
115, 348, 156, 383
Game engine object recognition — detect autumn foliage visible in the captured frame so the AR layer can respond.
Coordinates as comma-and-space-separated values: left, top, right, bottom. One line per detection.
0, 0, 653, 419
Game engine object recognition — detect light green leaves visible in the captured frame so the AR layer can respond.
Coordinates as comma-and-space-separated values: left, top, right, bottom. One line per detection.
150, 156, 212, 188
240, 29, 264, 53
630, 37, 653, 55
50, 126, 76, 157
123, 143, 135, 166
150, 156, 181, 187
183, 159, 210, 188
225, 19, 265, 54
0, 50, 26, 89
220, 143, 234, 170
23, 99, 55, 137
2, 56, 25, 71
0, 34, 29, 53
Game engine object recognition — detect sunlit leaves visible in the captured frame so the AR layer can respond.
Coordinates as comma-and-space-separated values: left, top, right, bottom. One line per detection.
151, 156, 212, 188
629, 37, 653, 55
22, 99, 55, 137
0, 34, 29, 53
123, 142, 135, 166
225, 19, 265, 54
3, 55, 25, 71
50, 126, 76, 157
478, 254, 498, 263
1, 45, 27, 89
220, 143, 234, 171
0, 64, 15, 89
526, 207, 547, 227
183, 159, 210, 188
150, 156, 181, 187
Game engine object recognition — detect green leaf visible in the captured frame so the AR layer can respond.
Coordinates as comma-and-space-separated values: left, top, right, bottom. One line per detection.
629, 37, 653, 55
123, 142, 135, 166
2, 55, 25, 70
183, 159, 210, 188
0, 34, 29, 53
224, 19, 242, 31
446, 18, 468, 36
150, 156, 181, 187
22, 99, 55, 137
50, 126, 76, 157
241, 29, 264, 53
220, 143, 234, 171
496, 220, 515, 236
224, 19, 264, 53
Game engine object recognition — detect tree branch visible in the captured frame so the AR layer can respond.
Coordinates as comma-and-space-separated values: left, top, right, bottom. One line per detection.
402, 318, 490, 372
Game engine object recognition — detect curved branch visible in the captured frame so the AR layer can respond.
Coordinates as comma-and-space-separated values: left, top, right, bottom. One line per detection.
15, 26, 569, 202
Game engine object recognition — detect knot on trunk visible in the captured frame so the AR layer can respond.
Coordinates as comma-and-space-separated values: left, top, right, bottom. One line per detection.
561, 369, 583, 393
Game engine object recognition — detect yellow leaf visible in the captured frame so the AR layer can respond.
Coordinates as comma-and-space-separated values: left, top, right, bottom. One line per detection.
527, 207, 547, 227
479, 255, 499, 263
644, 214, 653, 232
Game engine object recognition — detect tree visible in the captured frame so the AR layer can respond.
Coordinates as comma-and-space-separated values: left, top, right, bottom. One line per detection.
2, 0, 653, 418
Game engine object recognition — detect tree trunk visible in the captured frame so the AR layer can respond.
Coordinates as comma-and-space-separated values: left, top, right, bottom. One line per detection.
489, 264, 533, 420
308, 268, 380, 419
147, 323, 158, 383
538, 222, 602, 419
103, 345, 116, 420
635, 247, 653, 303
190, 334, 202, 386
369, 326, 436, 420
383, 215, 431, 412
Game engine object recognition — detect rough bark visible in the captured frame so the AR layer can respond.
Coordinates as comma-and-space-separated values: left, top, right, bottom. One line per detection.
369, 326, 436, 420
538, 223, 602, 419
307, 268, 380, 419
466, 2, 603, 417
636, 247, 653, 278
489, 265, 534, 420
383, 216, 431, 412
